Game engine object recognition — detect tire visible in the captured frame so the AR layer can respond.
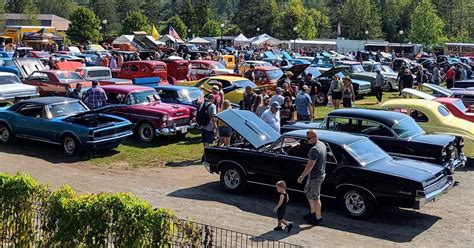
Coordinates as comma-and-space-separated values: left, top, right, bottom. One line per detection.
315, 92, 328, 105
0, 123, 13, 144
137, 122, 155, 143
382, 81, 393, 92
338, 188, 375, 219
219, 165, 247, 193
62, 135, 83, 156
176, 132, 187, 139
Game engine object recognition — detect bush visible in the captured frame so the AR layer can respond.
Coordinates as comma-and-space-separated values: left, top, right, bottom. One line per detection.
0, 173, 201, 246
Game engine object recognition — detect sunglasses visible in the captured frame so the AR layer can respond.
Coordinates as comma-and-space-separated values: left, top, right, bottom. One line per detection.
306, 136, 315, 140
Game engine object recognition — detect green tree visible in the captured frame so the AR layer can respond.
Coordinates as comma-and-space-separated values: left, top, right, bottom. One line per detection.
142, 0, 163, 25
21, 0, 40, 26
0, 0, 5, 31
116, 0, 143, 21
6, 0, 31, 13
409, 0, 445, 46
377, 0, 411, 42
223, 24, 242, 36
89, 0, 121, 36
199, 19, 221, 37
67, 6, 101, 44
122, 10, 151, 34
166, 15, 188, 39
37, 0, 77, 19
233, 0, 278, 37
339, 0, 384, 39
178, 0, 198, 33
297, 15, 316, 39
432, 0, 474, 41
307, 8, 330, 38
194, 0, 214, 28
273, 0, 307, 39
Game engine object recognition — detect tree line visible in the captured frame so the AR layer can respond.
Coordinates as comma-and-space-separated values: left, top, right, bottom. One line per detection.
1, 0, 473, 47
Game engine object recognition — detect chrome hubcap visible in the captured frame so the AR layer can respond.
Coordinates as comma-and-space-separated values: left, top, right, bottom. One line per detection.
64, 137, 75, 154
345, 191, 366, 215
383, 81, 391, 91
0, 127, 9, 142
316, 93, 326, 104
224, 170, 240, 189
139, 125, 153, 142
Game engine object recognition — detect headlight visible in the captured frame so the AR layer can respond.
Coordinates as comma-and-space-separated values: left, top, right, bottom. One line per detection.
416, 190, 426, 197
162, 114, 168, 122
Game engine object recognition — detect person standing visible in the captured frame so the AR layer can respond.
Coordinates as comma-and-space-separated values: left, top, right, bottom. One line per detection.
342, 77, 355, 108
305, 73, 318, 106
67, 83, 82, 100
242, 86, 257, 111
400, 69, 414, 98
272, 181, 293, 232
297, 130, 326, 225
217, 100, 233, 147
244, 65, 256, 81
261, 101, 281, 132
256, 96, 271, 117
327, 75, 343, 109
432, 64, 441, 85
280, 96, 296, 126
295, 85, 314, 121
270, 87, 285, 106
198, 94, 217, 147
415, 65, 424, 91
374, 70, 384, 104
83, 80, 107, 109
445, 66, 456, 89
101, 55, 110, 67
396, 66, 405, 96
117, 53, 124, 68
109, 54, 118, 69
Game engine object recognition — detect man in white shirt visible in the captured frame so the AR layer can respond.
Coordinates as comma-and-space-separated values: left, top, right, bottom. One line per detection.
261, 101, 281, 132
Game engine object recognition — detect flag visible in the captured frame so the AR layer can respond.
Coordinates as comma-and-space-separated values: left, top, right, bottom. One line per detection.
151, 25, 160, 40
168, 27, 181, 41
336, 21, 341, 37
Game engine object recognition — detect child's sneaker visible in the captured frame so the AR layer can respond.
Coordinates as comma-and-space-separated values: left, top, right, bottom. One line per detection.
286, 223, 293, 233
273, 226, 283, 231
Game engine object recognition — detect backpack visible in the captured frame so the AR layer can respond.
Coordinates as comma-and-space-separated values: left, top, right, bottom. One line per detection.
196, 102, 211, 126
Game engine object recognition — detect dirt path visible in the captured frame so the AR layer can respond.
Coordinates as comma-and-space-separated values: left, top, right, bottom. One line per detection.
1, 145, 473, 247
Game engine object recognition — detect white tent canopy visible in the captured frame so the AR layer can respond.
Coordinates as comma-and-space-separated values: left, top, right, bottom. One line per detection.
189, 37, 211, 44
112, 35, 134, 45
250, 34, 282, 46
234, 33, 250, 44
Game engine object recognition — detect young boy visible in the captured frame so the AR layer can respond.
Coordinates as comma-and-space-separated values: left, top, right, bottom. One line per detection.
273, 181, 293, 232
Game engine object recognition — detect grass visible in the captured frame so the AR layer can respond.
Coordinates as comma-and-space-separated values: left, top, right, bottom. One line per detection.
89, 90, 406, 168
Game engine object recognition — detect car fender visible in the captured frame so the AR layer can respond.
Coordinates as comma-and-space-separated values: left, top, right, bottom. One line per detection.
336, 183, 376, 200
59, 130, 84, 146
216, 160, 247, 176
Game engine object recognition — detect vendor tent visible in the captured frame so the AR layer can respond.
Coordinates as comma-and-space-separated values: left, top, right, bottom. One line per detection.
23, 28, 62, 42
250, 34, 282, 46
189, 37, 211, 44
234, 33, 250, 44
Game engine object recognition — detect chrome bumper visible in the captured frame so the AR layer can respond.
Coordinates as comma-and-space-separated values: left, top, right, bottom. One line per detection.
357, 88, 371, 95
414, 176, 454, 209
87, 131, 133, 144
445, 154, 468, 173
156, 125, 191, 136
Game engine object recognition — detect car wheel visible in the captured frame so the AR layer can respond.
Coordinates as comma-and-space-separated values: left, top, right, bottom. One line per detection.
338, 188, 375, 219
62, 135, 82, 156
0, 124, 13, 144
315, 92, 328, 105
382, 81, 393, 92
138, 122, 155, 143
220, 165, 247, 193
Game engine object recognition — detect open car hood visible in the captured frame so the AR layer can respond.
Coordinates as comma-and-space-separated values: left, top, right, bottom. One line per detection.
423, 83, 453, 97
317, 67, 344, 78
401, 88, 436, 100
285, 64, 310, 80
217, 109, 279, 149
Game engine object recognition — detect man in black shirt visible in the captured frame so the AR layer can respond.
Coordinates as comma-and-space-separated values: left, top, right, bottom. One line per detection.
304, 73, 318, 106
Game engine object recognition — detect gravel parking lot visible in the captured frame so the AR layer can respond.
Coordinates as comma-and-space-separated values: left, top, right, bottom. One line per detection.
1, 141, 473, 247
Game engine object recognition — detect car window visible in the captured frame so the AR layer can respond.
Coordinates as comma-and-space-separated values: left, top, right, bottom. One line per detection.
388, 107, 408, 114
359, 120, 393, 137
438, 106, 450, 116
130, 65, 139, 71
325, 143, 337, 164
16, 104, 45, 118
218, 80, 232, 88
326, 117, 358, 133
106, 93, 126, 104
410, 110, 429, 122
0, 74, 21, 85
255, 71, 266, 79
190, 63, 201, 69
362, 64, 371, 71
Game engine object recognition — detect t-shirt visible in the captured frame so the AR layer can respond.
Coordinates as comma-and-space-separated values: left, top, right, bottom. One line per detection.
308, 141, 327, 179
305, 79, 318, 95
446, 69, 456, 80
280, 104, 295, 121
255, 105, 269, 117
270, 94, 285, 106
375, 74, 384, 87
243, 92, 256, 110
295, 91, 312, 116
199, 102, 216, 131
260, 109, 280, 132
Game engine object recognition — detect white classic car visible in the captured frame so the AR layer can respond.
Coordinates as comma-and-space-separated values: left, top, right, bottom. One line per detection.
0, 72, 39, 105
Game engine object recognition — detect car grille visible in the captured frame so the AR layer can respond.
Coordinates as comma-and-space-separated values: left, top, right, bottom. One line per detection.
424, 172, 448, 195
170, 117, 190, 127
93, 126, 131, 140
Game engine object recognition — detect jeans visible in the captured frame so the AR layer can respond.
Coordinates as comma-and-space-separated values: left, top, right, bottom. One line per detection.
374, 86, 382, 102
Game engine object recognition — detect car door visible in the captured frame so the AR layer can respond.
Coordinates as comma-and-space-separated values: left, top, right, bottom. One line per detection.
355, 119, 409, 157
14, 103, 53, 141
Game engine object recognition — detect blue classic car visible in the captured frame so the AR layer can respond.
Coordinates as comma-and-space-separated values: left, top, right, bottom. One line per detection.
0, 97, 133, 155
154, 85, 204, 108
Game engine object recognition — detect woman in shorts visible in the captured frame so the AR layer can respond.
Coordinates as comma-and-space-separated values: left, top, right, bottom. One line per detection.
327, 75, 343, 109
217, 100, 233, 147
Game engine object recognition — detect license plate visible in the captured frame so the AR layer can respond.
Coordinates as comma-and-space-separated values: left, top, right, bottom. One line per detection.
180, 127, 188, 133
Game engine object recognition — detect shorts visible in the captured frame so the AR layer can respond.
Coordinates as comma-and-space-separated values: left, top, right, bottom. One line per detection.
218, 126, 232, 138
304, 175, 325, 200
297, 114, 311, 121
201, 129, 215, 144
331, 91, 342, 100
276, 208, 286, 220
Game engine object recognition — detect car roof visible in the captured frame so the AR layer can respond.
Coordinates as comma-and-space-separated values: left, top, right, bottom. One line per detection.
381, 99, 446, 111
190, 60, 217, 64
20, 96, 78, 105
284, 129, 367, 146
155, 85, 199, 90
101, 85, 154, 93
327, 108, 410, 127
206, 76, 248, 81
256, 66, 281, 71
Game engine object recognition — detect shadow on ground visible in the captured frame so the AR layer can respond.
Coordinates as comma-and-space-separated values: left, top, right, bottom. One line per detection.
168, 182, 441, 243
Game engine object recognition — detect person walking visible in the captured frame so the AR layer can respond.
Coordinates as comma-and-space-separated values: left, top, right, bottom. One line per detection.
396, 66, 405, 96
198, 94, 217, 147
374, 70, 384, 104
270, 87, 285, 106
244, 65, 256, 82
295, 85, 314, 121
400, 69, 414, 98
67, 83, 82, 100
261, 101, 281, 132
83, 80, 107, 109
445, 66, 456, 89
252, 89, 263, 113
415, 65, 424, 91
342, 77, 355, 108
304, 73, 318, 107
327, 75, 343, 109
217, 100, 232, 147
297, 130, 326, 225
256, 96, 271, 117
280, 96, 296, 126
432, 64, 441, 85
273, 181, 293, 233
109, 54, 118, 69
242, 86, 257, 111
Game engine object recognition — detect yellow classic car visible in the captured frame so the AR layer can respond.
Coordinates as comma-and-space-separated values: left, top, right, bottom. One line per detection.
222, 55, 236, 70
177, 76, 260, 104
381, 99, 474, 158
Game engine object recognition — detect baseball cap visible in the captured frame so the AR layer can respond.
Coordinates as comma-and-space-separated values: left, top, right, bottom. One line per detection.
275, 87, 282, 93
271, 101, 281, 109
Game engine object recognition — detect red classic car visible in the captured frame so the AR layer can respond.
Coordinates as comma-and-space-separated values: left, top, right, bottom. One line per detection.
189, 60, 236, 80
101, 85, 195, 142
113, 61, 169, 85
22, 70, 91, 96
162, 57, 190, 84
253, 66, 283, 89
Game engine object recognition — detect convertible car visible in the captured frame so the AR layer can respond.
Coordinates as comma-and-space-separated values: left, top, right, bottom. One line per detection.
203, 110, 454, 219
281, 108, 467, 171
0, 97, 133, 155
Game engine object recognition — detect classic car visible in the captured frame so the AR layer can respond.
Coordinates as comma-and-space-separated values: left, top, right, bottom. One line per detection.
362, 61, 398, 91
75, 66, 133, 85
178, 76, 260, 104
11, 58, 45, 79
189, 60, 236, 80
310, 55, 333, 68
222, 54, 236, 70
381, 99, 474, 159
253, 66, 283, 89
203, 109, 454, 219
101, 85, 195, 142
238, 61, 273, 74
0, 72, 39, 105
154, 85, 203, 108
423, 83, 474, 109
392, 58, 419, 72
454, 79, 474, 89
0, 97, 133, 155
0, 58, 19, 75
335, 61, 381, 90
161, 57, 190, 84
402, 88, 474, 122
113, 61, 169, 85
281, 108, 467, 171
22, 70, 91, 96
74, 54, 98, 67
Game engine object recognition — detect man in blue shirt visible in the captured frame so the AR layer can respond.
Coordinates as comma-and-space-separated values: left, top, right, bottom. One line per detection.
295, 85, 314, 121
83, 80, 107, 109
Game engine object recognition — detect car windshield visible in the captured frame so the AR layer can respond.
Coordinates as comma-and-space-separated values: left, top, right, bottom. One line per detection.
345, 140, 389, 166
233, 79, 257, 89
351, 64, 365, 73
267, 69, 284, 80
381, 65, 395, 73
0, 74, 21, 85
128, 90, 160, 105
452, 99, 468, 113
186, 45, 198, 51
212, 63, 226, 70
392, 118, 425, 138
56, 72, 83, 82
0, 59, 15, 67
48, 101, 88, 118
371, 64, 382, 72
305, 67, 321, 78
179, 88, 203, 102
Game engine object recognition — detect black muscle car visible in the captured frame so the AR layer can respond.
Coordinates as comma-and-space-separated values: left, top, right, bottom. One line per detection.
281, 108, 466, 171
203, 109, 454, 219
